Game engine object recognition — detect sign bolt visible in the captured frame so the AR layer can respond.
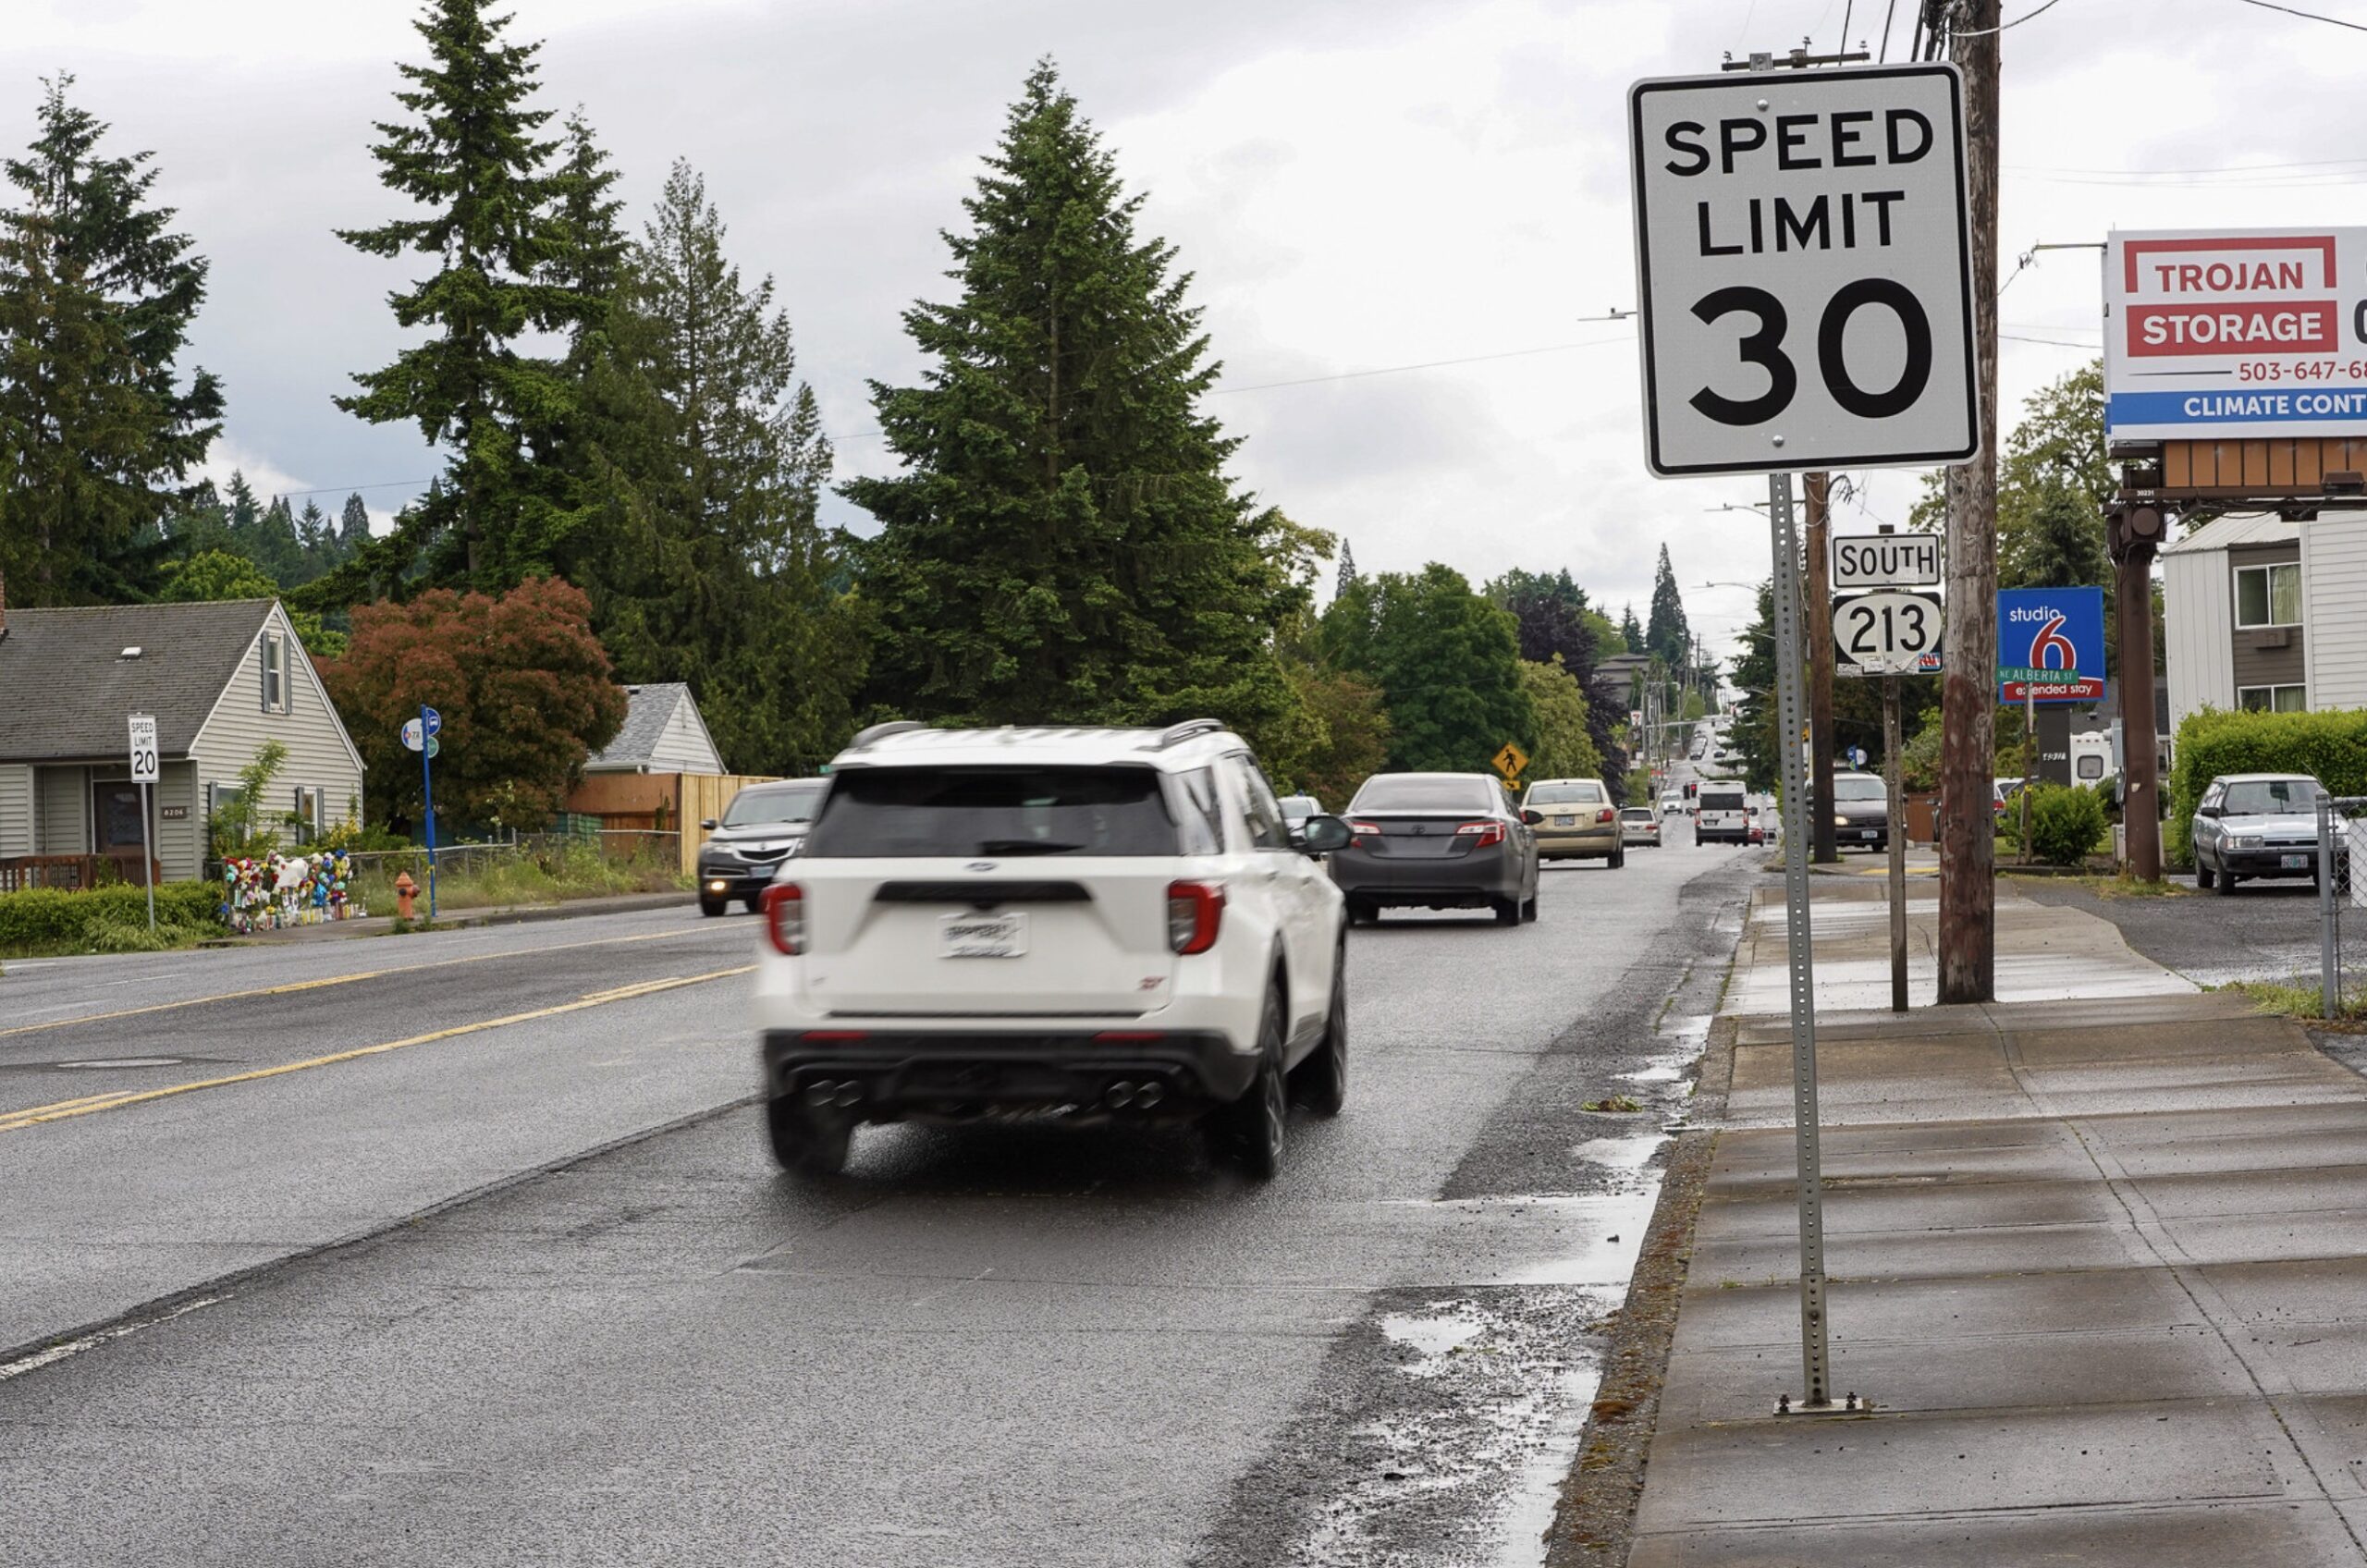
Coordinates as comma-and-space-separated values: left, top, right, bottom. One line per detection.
1756, 98, 1769, 110
1772, 435, 1786, 447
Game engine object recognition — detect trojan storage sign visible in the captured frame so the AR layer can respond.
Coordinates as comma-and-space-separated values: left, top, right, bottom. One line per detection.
2105, 228, 2367, 441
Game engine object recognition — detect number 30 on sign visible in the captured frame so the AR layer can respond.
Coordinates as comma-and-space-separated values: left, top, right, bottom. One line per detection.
1834, 591, 1943, 675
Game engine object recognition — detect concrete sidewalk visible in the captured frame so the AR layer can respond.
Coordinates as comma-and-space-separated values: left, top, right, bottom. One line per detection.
1622, 879, 2367, 1565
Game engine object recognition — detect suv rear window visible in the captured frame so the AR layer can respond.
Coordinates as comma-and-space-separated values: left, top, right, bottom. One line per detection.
800, 766, 1181, 857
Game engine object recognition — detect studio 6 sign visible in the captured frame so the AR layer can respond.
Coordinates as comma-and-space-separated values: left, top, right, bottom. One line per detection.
1628, 65, 1981, 476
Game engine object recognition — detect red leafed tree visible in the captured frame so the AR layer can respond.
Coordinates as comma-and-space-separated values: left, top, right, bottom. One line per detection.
323, 577, 627, 833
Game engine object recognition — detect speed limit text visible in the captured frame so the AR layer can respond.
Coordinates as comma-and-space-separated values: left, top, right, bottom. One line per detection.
1661, 108, 1937, 258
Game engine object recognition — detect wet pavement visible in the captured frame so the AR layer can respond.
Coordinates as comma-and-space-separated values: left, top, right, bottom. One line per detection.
1618, 872, 2367, 1566
0, 827, 1760, 1567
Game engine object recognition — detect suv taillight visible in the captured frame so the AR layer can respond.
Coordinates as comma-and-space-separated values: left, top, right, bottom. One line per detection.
1455, 820, 1506, 848
762, 882, 804, 955
1167, 880, 1225, 955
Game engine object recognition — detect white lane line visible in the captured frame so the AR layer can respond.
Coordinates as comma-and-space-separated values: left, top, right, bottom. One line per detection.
0, 1294, 224, 1383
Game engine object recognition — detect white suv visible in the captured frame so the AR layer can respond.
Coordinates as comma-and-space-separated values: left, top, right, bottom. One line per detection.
750, 719, 1352, 1180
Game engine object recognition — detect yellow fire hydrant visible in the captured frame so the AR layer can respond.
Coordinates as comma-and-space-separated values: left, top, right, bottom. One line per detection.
394, 871, 418, 920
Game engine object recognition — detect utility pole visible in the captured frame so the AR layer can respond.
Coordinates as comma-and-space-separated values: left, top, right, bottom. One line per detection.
2109, 501, 2167, 879
1806, 471, 1838, 864
1937, 0, 2001, 1004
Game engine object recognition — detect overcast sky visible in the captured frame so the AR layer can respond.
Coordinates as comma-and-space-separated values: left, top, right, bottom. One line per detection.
7, 0, 2362, 659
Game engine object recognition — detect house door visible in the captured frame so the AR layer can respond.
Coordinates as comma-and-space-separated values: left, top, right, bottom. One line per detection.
92, 779, 152, 867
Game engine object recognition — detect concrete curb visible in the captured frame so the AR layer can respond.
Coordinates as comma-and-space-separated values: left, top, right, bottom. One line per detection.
1543, 1016, 1736, 1568
196, 890, 695, 947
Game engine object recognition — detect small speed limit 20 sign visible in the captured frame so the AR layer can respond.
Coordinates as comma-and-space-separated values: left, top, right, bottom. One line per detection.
1628, 65, 1980, 476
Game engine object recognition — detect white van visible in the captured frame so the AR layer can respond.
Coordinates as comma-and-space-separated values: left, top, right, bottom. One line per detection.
1696, 781, 1750, 844
2071, 730, 2114, 787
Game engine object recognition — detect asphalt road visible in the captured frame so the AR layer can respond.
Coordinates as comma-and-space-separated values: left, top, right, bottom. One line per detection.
0, 828, 1759, 1568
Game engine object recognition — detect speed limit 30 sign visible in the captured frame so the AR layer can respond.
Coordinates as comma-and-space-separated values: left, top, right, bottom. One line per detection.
1628, 65, 1980, 476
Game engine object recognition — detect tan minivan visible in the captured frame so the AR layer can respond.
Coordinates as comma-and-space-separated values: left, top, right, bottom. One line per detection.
1522, 778, 1624, 867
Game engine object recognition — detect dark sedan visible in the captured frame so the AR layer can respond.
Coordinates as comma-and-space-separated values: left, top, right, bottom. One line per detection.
1832, 772, 1889, 851
696, 777, 827, 914
1331, 772, 1540, 927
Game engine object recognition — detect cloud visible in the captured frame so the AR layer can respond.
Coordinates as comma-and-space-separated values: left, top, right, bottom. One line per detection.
6, 0, 2352, 665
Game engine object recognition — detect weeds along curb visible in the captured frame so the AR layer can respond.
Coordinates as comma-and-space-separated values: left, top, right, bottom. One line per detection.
1541, 1010, 1737, 1568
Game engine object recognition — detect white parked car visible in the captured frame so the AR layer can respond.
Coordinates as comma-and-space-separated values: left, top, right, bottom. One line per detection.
751, 719, 1352, 1180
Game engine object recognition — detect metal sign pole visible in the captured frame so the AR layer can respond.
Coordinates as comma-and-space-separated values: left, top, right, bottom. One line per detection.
1885, 675, 1907, 1013
420, 704, 438, 921
1770, 470, 1834, 1411
140, 779, 155, 934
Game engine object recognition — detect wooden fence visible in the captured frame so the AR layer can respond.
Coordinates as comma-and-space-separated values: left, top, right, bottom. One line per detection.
563, 772, 782, 876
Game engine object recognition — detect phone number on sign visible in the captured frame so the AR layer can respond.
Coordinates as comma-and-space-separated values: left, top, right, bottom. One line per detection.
2235, 360, 2367, 383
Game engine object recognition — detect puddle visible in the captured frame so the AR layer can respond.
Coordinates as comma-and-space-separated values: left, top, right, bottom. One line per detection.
1381, 1307, 1490, 1377
1622, 1061, 1684, 1083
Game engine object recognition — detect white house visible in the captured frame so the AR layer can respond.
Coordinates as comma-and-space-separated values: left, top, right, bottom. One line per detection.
583, 682, 725, 776
0, 595, 363, 885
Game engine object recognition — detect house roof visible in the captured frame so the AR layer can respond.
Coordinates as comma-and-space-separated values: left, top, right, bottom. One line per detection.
2161, 512, 2300, 557
0, 599, 277, 761
589, 681, 718, 771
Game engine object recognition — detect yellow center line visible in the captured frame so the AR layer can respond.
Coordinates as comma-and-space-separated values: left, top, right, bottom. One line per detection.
0, 926, 723, 1043
0, 964, 754, 1136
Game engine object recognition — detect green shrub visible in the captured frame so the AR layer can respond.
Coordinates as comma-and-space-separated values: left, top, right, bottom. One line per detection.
2020, 782, 2108, 866
2166, 707, 2367, 867
0, 882, 225, 956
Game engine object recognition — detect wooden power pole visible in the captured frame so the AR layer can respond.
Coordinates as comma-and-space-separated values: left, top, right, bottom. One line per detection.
1938, 0, 2001, 1004
1806, 471, 1838, 864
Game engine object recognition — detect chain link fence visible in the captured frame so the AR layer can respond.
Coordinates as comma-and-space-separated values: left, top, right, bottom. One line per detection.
2313, 796, 2367, 1017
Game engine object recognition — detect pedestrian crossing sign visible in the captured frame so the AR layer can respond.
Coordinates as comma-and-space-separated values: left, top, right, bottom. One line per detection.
1492, 742, 1528, 780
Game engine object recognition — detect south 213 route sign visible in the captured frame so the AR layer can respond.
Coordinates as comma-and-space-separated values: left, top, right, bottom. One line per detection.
1629, 65, 1981, 475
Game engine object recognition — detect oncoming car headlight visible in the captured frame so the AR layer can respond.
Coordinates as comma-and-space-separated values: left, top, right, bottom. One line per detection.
2227, 835, 2263, 850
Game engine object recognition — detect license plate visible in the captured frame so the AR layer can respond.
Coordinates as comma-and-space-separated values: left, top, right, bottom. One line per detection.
940, 911, 1027, 958
2282, 853, 2310, 870
1554, 815, 1576, 827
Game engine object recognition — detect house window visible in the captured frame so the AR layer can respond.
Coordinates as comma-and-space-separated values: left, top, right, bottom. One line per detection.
209, 782, 243, 819
261, 632, 288, 713
2235, 562, 2302, 629
2238, 684, 2308, 713
292, 786, 324, 842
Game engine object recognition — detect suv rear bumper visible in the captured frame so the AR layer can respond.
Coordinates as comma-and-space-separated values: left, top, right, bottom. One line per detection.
760, 1027, 1257, 1122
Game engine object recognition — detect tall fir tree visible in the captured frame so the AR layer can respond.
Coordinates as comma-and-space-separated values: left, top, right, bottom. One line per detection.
1645, 543, 1690, 668
845, 61, 1314, 750
332, 0, 584, 592
1335, 539, 1357, 600
338, 492, 374, 549
0, 75, 224, 604
560, 161, 864, 775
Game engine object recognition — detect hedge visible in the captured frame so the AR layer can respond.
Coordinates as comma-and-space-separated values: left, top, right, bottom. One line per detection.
0, 882, 226, 954
2166, 706, 2367, 866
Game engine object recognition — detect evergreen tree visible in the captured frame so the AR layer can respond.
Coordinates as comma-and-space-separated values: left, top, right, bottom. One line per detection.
338, 493, 374, 549
1645, 543, 1691, 668
1335, 539, 1357, 600
294, 498, 334, 580
0, 75, 224, 604
845, 61, 1312, 752
1620, 603, 1643, 651
560, 160, 864, 775
333, 0, 583, 591
251, 496, 304, 585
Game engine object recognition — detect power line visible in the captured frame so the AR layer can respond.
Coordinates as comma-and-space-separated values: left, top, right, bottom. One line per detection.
2000, 331, 2098, 348
1209, 330, 1634, 395
1880, 0, 1902, 56
2010, 154, 2367, 177
1946, 0, 2071, 35
2234, 0, 2367, 31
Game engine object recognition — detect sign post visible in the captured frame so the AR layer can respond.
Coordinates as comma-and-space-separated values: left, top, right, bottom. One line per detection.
1632, 58, 1978, 1415
403, 707, 444, 919
127, 713, 158, 934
